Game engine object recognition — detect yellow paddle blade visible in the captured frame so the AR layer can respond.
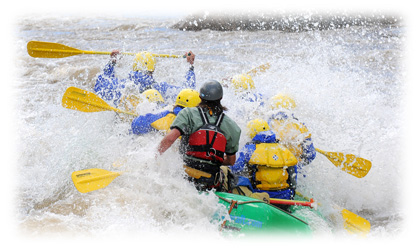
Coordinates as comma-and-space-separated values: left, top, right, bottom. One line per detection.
315, 148, 372, 178
62, 87, 112, 112
27, 41, 110, 58
342, 209, 371, 236
246, 62, 271, 77
62, 87, 136, 116
296, 191, 370, 236
72, 168, 121, 193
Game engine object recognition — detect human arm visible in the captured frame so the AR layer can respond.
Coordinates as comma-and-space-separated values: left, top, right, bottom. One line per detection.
131, 111, 170, 135
223, 154, 236, 166
102, 50, 120, 76
230, 144, 254, 174
183, 51, 196, 89
300, 137, 316, 165
157, 128, 181, 155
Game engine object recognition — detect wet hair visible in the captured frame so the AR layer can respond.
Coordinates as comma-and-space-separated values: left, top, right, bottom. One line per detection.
198, 99, 227, 116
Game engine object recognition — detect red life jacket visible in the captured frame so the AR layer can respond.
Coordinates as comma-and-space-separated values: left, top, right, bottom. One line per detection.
186, 107, 227, 164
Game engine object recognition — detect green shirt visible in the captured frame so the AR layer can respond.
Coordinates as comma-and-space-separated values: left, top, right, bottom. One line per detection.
170, 107, 241, 156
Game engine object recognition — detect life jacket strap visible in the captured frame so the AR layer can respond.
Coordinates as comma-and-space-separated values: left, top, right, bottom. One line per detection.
187, 145, 225, 159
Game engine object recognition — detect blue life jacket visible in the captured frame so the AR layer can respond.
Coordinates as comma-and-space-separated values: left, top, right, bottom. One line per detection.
131, 106, 183, 135
95, 62, 196, 106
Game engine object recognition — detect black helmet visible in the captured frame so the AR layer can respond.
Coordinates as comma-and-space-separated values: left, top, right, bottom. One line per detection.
199, 80, 223, 101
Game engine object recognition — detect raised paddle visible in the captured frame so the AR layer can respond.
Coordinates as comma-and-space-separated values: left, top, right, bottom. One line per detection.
27, 41, 182, 59
221, 62, 271, 84
246, 62, 271, 77
62, 86, 137, 116
71, 168, 121, 193
315, 148, 372, 178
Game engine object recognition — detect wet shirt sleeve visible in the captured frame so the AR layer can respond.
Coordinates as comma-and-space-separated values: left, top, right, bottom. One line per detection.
183, 68, 196, 89
169, 108, 192, 136
224, 117, 241, 155
230, 144, 254, 174
131, 110, 170, 135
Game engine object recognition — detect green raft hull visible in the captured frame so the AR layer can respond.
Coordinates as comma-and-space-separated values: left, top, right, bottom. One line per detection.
215, 192, 313, 235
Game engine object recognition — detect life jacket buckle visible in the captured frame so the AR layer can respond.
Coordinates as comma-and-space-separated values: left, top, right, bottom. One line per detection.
206, 148, 217, 157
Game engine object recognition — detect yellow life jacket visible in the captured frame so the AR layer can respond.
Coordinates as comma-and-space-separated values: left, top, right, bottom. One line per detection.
150, 113, 176, 132
270, 119, 311, 159
249, 143, 297, 191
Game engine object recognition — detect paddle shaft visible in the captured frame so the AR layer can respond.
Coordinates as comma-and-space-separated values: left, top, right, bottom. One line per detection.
28, 41, 181, 58
270, 198, 316, 209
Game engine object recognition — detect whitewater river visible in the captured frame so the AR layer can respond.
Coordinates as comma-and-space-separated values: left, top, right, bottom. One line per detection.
10, 12, 407, 244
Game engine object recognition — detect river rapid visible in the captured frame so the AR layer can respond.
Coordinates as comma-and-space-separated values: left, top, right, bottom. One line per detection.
8, 10, 410, 247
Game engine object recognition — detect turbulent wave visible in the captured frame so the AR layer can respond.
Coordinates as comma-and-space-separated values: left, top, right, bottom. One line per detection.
15, 13, 405, 239
172, 11, 401, 32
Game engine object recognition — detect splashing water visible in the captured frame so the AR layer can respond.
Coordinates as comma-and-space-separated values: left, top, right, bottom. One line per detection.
12, 13, 405, 241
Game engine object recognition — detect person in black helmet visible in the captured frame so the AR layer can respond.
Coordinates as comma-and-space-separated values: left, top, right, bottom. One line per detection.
157, 80, 241, 192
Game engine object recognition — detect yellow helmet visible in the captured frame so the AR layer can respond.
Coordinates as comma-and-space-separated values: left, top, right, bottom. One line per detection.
247, 118, 270, 139
175, 89, 201, 108
269, 93, 296, 110
141, 89, 164, 104
231, 74, 255, 91
133, 51, 156, 72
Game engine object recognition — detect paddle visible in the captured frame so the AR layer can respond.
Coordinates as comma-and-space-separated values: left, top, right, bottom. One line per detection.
221, 62, 271, 84
71, 168, 121, 193
315, 148, 372, 178
341, 208, 371, 235
27, 41, 182, 59
270, 197, 316, 209
296, 191, 371, 236
62, 86, 137, 116
246, 62, 271, 77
